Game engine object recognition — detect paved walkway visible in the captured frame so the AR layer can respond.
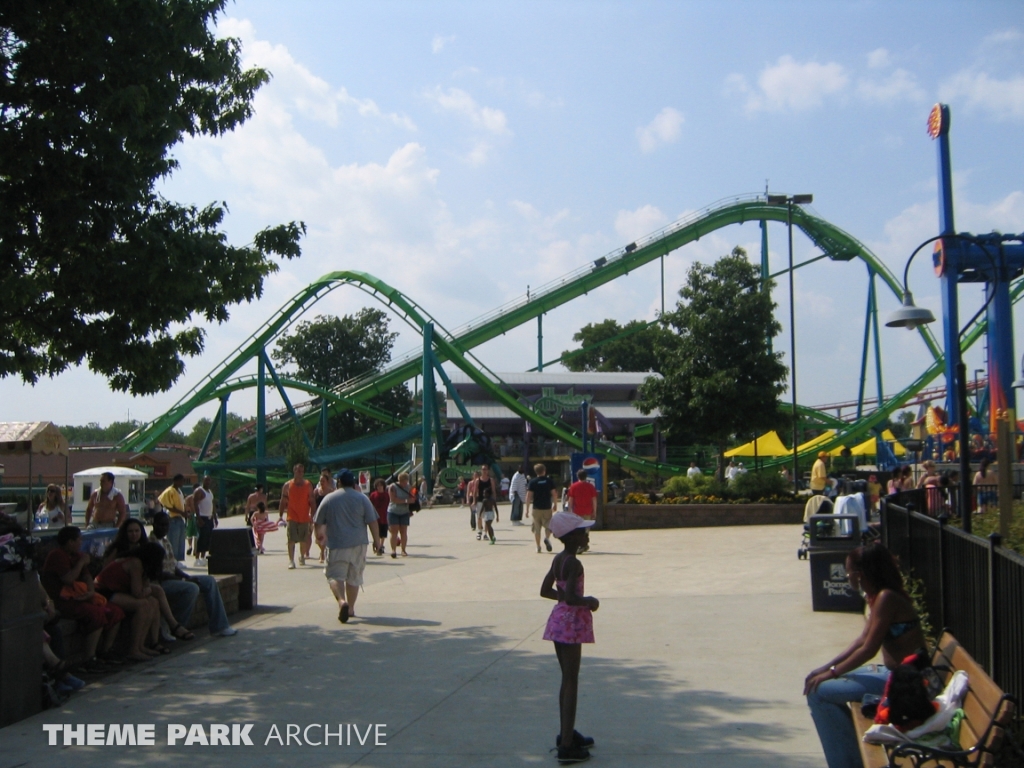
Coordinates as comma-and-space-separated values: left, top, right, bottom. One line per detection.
2, 505, 865, 767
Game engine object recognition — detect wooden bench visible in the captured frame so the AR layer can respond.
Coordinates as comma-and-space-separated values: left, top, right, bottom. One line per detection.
851, 631, 1017, 767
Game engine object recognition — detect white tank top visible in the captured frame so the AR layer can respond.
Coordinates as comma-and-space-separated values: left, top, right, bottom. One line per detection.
195, 488, 214, 517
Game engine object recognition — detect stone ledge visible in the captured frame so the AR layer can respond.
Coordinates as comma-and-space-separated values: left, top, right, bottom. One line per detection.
602, 503, 803, 530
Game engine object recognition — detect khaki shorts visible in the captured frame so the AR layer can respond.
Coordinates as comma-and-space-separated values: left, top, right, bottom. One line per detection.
325, 545, 367, 586
531, 507, 553, 535
287, 521, 311, 544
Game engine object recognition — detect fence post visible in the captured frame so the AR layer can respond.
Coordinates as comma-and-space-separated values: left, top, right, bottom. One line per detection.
987, 532, 1001, 680
880, 497, 888, 548
937, 513, 948, 632
905, 502, 914, 566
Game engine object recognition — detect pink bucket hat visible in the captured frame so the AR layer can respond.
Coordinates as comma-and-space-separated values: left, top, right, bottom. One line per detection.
549, 511, 595, 539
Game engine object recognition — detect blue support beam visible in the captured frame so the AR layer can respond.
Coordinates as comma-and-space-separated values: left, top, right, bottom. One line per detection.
219, 396, 228, 514
256, 353, 266, 488
261, 351, 314, 453
422, 323, 435, 495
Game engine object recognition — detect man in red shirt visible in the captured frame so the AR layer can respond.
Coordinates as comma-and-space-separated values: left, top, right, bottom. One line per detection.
281, 463, 316, 569
567, 469, 598, 520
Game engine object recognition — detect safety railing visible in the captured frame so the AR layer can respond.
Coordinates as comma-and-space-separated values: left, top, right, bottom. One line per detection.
881, 497, 1024, 709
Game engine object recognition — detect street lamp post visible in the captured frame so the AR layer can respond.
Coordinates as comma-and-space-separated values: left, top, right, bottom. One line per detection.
887, 234, 998, 534
768, 193, 813, 493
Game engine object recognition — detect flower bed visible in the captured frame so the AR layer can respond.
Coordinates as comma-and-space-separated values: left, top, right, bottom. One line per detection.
602, 502, 803, 530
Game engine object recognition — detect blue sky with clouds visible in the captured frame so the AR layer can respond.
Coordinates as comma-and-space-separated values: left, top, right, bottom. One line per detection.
4, 1, 1024, 432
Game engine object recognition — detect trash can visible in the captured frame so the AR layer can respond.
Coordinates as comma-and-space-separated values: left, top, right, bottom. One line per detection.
0, 571, 44, 726
208, 528, 257, 610
807, 514, 865, 613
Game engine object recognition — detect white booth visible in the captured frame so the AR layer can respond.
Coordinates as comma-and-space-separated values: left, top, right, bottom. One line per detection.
71, 467, 148, 524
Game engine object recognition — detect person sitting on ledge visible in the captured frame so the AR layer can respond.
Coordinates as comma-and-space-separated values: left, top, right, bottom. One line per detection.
804, 543, 926, 768
94, 541, 170, 661
150, 512, 237, 637
40, 526, 124, 671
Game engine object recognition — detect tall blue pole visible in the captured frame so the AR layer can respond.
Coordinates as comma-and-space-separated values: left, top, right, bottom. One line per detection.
538, 314, 544, 372
219, 396, 228, 515
933, 104, 962, 424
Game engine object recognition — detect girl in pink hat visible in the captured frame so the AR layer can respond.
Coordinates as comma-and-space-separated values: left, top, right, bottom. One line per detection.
540, 512, 599, 764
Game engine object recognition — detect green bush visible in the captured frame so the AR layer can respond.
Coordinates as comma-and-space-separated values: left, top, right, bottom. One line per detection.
731, 471, 791, 500
662, 473, 729, 498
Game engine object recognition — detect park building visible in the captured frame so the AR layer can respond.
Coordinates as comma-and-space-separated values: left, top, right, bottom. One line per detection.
443, 371, 663, 477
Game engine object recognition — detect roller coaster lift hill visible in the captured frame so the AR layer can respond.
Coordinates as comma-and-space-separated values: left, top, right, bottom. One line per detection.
120, 104, 1023, 502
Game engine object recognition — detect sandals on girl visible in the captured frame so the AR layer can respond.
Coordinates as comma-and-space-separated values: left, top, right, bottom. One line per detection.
172, 624, 195, 641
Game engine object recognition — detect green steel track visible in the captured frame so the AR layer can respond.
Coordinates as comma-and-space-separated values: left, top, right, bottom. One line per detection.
121, 193, 989, 474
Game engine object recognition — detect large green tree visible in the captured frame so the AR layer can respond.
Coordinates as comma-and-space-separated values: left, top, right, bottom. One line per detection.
638, 247, 788, 476
60, 419, 187, 446
0, 0, 305, 395
185, 411, 250, 448
271, 310, 411, 445
561, 319, 666, 373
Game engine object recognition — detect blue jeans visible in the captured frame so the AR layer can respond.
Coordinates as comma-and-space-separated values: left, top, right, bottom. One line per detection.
168, 516, 186, 562
161, 576, 231, 634
807, 665, 889, 768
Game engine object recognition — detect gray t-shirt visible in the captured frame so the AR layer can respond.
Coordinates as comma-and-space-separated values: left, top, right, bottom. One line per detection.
313, 488, 377, 550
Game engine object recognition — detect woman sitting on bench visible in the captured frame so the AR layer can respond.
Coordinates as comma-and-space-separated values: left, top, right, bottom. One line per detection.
804, 543, 926, 768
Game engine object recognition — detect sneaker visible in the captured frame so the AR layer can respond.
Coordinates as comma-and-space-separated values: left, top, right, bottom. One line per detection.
489, 538, 495, 545
537, 546, 542, 553
544, 538, 553, 552
186, 547, 193, 556
556, 731, 595, 749
556, 744, 590, 764
288, 561, 296, 570
216, 627, 238, 637
476, 532, 482, 540
160, 628, 177, 643
298, 555, 306, 566
193, 558, 205, 568
58, 674, 86, 692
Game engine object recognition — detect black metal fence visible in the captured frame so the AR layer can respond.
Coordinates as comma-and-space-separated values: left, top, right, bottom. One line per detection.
881, 496, 1024, 709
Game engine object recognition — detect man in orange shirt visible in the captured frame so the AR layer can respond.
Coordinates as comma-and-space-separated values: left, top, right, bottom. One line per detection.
281, 463, 316, 569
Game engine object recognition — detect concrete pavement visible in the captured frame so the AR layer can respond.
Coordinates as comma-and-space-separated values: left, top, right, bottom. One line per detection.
1, 504, 866, 767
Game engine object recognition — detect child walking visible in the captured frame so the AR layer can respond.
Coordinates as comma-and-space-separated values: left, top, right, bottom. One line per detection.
251, 502, 280, 554
540, 511, 599, 764
480, 489, 499, 543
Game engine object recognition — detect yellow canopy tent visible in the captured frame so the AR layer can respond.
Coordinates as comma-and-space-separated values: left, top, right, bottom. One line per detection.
796, 430, 836, 453
831, 430, 907, 457
724, 431, 789, 457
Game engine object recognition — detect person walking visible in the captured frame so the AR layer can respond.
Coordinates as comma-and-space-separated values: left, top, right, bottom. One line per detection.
191, 475, 217, 568
527, 463, 558, 554
157, 474, 188, 561
466, 470, 481, 532
810, 452, 830, 495
314, 469, 381, 624
313, 469, 336, 564
368, 478, 390, 556
686, 462, 701, 479
480, 489, 498, 544
540, 511, 599, 764
387, 473, 415, 558
474, 465, 497, 541
281, 463, 316, 569
85, 471, 129, 530
509, 466, 528, 525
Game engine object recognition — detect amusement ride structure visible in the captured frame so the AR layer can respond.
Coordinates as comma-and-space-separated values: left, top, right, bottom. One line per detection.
117, 104, 1023, 498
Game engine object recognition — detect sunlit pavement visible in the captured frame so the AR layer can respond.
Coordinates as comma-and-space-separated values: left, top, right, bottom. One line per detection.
2, 505, 862, 767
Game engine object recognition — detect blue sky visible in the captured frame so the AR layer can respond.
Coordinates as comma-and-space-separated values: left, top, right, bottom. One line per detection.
4, 1, 1024, 433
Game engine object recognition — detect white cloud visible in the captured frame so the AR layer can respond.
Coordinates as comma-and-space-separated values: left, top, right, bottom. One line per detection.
867, 48, 891, 70
424, 86, 511, 134
983, 29, 1022, 45
727, 55, 849, 113
432, 34, 456, 54
636, 107, 684, 153
940, 71, 1024, 120
615, 205, 668, 242
220, 18, 416, 130
858, 68, 926, 103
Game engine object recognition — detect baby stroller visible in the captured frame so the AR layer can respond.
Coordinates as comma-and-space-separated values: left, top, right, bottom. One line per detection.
798, 495, 833, 559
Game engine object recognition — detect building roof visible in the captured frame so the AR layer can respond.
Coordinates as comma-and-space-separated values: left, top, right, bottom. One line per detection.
0, 422, 69, 456
446, 402, 659, 421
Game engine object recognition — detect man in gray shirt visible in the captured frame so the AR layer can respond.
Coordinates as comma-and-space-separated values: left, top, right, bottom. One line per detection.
313, 469, 381, 624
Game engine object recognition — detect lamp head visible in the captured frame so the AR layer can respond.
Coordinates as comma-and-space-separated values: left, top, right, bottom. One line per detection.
885, 292, 936, 330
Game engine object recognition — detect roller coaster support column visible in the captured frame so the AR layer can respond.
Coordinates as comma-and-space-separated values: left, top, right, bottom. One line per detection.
219, 396, 228, 515
761, 220, 771, 351
256, 352, 266, 488
538, 314, 544, 372
422, 323, 435, 495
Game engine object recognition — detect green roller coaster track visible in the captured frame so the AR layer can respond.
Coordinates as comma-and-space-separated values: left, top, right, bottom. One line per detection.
120, 193, 1009, 476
